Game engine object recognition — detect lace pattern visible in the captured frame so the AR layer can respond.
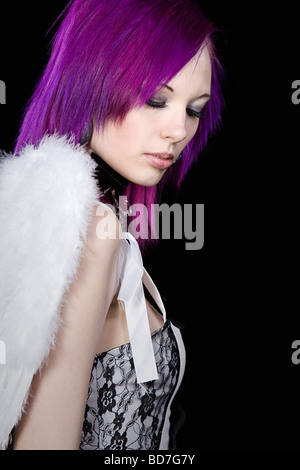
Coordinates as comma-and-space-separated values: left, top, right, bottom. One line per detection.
80, 320, 180, 450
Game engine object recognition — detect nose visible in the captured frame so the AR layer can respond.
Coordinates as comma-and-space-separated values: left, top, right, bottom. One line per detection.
160, 110, 187, 143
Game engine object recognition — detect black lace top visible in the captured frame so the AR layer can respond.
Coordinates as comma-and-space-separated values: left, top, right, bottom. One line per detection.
80, 319, 185, 450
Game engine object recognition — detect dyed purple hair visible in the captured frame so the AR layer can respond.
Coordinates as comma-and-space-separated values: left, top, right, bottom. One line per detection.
15, 0, 223, 249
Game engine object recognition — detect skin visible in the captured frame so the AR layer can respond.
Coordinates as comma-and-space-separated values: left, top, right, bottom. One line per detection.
89, 45, 212, 186
14, 47, 212, 450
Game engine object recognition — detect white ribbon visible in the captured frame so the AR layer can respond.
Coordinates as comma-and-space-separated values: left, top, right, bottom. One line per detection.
97, 202, 166, 384
117, 232, 164, 384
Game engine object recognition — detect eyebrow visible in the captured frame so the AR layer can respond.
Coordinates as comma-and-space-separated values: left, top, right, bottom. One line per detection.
162, 84, 211, 100
163, 85, 174, 92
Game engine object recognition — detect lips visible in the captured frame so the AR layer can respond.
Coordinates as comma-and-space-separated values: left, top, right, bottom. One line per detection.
144, 153, 174, 170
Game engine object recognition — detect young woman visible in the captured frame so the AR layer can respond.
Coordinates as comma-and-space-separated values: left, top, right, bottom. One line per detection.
0, 0, 223, 450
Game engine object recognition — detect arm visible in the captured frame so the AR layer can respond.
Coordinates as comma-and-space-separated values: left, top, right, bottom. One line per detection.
13, 205, 122, 450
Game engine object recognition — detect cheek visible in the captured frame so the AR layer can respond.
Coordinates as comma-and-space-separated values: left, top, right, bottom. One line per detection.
185, 120, 200, 145
117, 122, 139, 148
175, 121, 199, 156
90, 121, 135, 158
121, 111, 150, 141
191, 118, 200, 136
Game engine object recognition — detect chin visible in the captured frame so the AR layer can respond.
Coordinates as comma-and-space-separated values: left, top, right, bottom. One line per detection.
132, 171, 166, 187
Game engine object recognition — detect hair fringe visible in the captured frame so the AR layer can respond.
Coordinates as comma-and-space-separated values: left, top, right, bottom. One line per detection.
15, 0, 224, 250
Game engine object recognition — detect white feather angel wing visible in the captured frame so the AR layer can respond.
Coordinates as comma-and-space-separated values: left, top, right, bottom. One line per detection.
0, 135, 99, 449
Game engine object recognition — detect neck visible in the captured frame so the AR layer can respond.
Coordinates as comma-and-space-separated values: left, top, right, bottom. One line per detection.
90, 152, 129, 206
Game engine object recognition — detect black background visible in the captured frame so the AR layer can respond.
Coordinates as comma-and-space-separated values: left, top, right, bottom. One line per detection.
0, 2, 299, 450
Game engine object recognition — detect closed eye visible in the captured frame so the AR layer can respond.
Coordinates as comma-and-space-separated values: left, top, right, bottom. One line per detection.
186, 108, 203, 119
147, 99, 203, 119
146, 99, 166, 108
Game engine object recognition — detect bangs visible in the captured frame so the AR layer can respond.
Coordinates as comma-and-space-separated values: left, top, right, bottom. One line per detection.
92, 0, 216, 127
16, 0, 219, 150
14, 0, 224, 250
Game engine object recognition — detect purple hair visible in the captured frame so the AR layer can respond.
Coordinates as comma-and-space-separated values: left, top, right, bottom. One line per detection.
15, 0, 223, 249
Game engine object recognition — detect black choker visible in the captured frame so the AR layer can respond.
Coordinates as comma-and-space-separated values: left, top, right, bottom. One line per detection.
91, 152, 129, 187
90, 152, 129, 211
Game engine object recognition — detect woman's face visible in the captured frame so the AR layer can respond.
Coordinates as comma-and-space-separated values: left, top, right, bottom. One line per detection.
89, 46, 212, 186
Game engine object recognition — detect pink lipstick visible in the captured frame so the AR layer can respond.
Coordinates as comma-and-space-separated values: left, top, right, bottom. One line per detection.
144, 153, 174, 170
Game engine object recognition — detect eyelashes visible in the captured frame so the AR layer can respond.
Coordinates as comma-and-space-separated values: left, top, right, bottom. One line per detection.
186, 108, 202, 119
146, 99, 203, 119
146, 99, 166, 108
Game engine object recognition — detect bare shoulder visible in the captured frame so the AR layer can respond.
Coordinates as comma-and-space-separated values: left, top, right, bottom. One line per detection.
85, 203, 122, 260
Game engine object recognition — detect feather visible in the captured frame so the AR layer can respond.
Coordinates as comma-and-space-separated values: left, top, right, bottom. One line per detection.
0, 135, 100, 448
